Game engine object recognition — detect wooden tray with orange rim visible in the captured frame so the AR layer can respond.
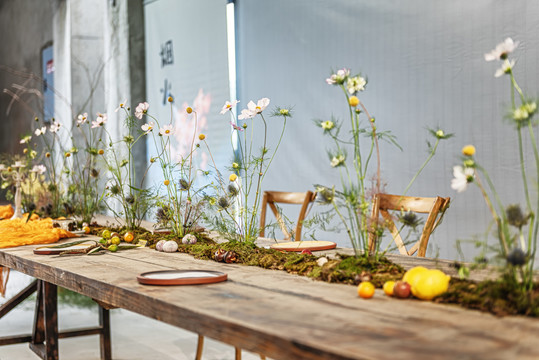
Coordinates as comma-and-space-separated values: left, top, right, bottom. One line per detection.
270, 240, 336, 252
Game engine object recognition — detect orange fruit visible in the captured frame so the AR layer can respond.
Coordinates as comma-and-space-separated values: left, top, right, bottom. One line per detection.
124, 232, 134, 242
83, 226, 91, 234
357, 281, 375, 299
383, 281, 395, 296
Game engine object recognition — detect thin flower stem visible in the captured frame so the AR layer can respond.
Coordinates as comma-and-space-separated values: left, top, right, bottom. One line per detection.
516, 127, 532, 212
248, 114, 268, 239
474, 171, 509, 255
403, 139, 440, 197
359, 101, 381, 193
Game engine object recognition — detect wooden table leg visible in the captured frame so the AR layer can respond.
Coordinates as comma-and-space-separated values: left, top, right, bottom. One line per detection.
99, 306, 111, 360
29, 280, 58, 360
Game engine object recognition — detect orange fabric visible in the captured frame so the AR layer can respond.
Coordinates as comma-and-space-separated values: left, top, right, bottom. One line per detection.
0, 217, 76, 296
0, 218, 76, 249
0, 205, 14, 220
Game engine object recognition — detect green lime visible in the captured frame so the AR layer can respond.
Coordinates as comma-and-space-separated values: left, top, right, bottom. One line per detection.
108, 244, 118, 252
99, 239, 107, 245
102, 229, 111, 239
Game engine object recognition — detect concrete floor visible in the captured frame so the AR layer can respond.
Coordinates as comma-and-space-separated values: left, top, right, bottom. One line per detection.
0, 272, 262, 360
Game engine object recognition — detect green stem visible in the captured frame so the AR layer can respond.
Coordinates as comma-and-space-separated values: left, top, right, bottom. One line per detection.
403, 139, 439, 197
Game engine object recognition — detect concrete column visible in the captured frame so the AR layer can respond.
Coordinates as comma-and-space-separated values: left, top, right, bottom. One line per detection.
103, 0, 146, 188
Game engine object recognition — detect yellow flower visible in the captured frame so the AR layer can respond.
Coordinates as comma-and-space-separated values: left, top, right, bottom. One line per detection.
150, 157, 156, 163
229, 174, 237, 182
98, 149, 105, 155
232, 162, 239, 169
462, 145, 476, 156
199, 134, 206, 140
65, 152, 71, 158
46, 152, 51, 158
186, 107, 193, 114
23, 148, 28, 154
164, 179, 170, 186
167, 96, 173, 103
348, 96, 359, 107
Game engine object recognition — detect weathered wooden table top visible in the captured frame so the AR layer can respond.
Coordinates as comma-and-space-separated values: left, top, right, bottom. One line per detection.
1, 237, 538, 360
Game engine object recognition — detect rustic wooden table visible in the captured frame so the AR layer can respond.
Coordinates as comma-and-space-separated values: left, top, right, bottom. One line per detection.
1, 237, 539, 360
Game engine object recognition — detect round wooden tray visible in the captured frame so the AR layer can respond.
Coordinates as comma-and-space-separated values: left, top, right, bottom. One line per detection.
270, 240, 337, 252
137, 270, 228, 286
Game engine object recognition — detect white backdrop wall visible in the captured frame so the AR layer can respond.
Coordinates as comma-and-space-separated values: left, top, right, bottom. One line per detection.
143, 0, 231, 196
235, 0, 539, 260
142, 0, 539, 261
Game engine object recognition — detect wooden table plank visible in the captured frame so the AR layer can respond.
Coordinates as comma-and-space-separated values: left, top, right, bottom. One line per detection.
1, 239, 539, 360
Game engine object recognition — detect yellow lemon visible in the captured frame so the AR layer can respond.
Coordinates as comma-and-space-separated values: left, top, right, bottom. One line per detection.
402, 266, 429, 288
411, 269, 450, 300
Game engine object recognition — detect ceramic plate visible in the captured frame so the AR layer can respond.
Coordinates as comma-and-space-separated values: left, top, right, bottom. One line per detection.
137, 270, 228, 286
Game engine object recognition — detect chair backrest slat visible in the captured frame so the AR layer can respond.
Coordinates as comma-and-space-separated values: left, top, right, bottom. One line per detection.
259, 191, 316, 242
368, 193, 450, 257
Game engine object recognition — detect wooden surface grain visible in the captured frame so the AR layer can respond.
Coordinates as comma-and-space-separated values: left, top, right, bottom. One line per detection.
1, 237, 538, 360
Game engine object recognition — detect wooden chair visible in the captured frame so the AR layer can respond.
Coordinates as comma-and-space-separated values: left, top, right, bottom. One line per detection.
368, 193, 450, 257
259, 191, 317, 242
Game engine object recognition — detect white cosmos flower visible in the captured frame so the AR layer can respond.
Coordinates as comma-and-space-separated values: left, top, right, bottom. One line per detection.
141, 121, 155, 134
494, 59, 515, 78
19, 136, 32, 144
451, 165, 475, 193
91, 113, 107, 128
31, 164, 47, 175
247, 98, 270, 115
485, 37, 519, 61
321, 120, 335, 131
330, 154, 346, 168
238, 108, 254, 120
77, 113, 88, 125
220, 100, 240, 114
159, 124, 174, 136
34, 126, 47, 136
135, 102, 149, 119
115, 99, 128, 112
49, 122, 62, 133
346, 76, 367, 94
326, 68, 350, 85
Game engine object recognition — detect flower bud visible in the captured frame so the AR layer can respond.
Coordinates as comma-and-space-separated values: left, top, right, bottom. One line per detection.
462, 145, 476, 156
349, 96, 359, 107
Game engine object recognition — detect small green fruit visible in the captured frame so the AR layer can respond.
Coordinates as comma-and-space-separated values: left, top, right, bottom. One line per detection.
102, 229, 111, 239
111, 236, 121, 245
108, 244, 118, 252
